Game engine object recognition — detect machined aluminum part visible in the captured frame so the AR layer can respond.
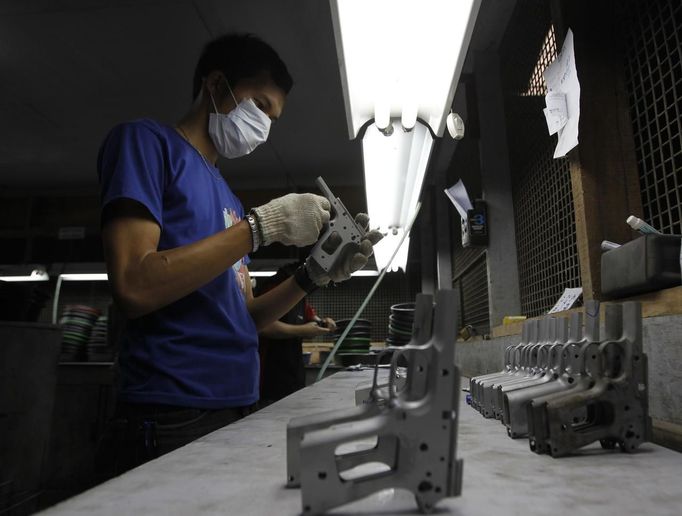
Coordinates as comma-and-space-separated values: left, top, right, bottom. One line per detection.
469, 301, 651, 457
286, 290, 463, 515
309, 176, 366, 273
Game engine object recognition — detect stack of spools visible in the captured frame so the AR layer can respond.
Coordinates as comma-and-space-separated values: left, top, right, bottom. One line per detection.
332, 318, 372, 366
59, 304, 102, 361
386, 302, 415, 347
87, 315, 112, 362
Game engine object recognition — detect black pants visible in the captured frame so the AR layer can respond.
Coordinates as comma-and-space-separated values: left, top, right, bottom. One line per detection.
96, 402, 255, 480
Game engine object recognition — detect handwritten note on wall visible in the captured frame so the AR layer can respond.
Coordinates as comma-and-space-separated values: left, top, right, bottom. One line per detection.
544, 28, 581, 158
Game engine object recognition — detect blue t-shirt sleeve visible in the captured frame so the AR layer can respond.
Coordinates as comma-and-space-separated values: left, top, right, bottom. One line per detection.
98, 122, 166, 227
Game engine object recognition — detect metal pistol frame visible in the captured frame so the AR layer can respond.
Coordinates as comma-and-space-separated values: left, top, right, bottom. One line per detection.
286, 290, 463, 515
308, 176, 366, 273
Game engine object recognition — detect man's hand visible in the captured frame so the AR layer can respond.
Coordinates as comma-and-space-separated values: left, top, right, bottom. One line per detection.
252, 193, 330, 246
298, 321, 331, 338
306, 213, 383, 286
314, 316, 337, 331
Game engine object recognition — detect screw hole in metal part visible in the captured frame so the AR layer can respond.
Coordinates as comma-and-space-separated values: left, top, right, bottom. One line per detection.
568, 377, 574, 384
442, 369, 449, 376
418, 481, 433, 492
624, 405, 630, 411
420, 443, 428, 451
318, 472, 327, 479
435, 487, 441, 493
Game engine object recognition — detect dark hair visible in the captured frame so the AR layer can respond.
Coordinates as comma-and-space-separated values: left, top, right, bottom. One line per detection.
192, 33, 293, 99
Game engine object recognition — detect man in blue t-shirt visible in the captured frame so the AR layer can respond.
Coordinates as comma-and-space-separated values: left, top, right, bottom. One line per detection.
97, 33, 382, 474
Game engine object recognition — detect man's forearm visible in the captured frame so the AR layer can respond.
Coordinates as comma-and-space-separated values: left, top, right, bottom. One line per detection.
248, 276, 307, 330
105, 218, 254, 318
259, 320, 304, 339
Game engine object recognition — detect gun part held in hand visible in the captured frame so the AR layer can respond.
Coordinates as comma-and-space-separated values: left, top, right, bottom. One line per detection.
309, 176, 366, 273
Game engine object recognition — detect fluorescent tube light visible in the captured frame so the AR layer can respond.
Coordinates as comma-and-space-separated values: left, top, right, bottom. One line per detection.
0, 269, 49, 282
59, 273, 109, 281
249, 271, 277, 277
331, 0, 481, 138
363, 121, 433, 271
351, 270, 380, 277
331, 0, 480, 271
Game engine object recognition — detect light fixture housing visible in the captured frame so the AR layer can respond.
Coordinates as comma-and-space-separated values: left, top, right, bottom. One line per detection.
330, 0, 481, 139
330, 0, 481, 271
363, 120, 433, 271
0, 267, 49, 282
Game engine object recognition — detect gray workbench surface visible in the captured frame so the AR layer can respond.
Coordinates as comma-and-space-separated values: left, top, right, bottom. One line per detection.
42, 370, 681, 516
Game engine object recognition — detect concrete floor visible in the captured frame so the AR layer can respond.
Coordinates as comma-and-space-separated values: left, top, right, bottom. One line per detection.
40, 370, 682, 516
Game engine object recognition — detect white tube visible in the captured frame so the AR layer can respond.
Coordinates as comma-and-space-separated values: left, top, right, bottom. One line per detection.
626, 215, 660, 234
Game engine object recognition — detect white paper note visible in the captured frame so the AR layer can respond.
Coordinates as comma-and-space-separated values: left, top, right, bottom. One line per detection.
548, 287, 583, 314
544, 28, 581, 158
444, 179, 473, 220
543, 91, 568, 135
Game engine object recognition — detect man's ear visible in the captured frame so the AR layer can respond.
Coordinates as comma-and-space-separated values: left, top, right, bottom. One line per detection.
204, 70, 224, 98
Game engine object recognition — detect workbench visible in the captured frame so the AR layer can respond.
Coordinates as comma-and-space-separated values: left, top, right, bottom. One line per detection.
41, 370, 682, 516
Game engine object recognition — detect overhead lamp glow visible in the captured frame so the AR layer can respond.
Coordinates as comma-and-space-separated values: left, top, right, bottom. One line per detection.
363, 121, 433, 271
59, 273, 109, 281
249, 271, 277, 277
0, 269, 49, 282
331, 0, 481, 138
350, 270, 380, 277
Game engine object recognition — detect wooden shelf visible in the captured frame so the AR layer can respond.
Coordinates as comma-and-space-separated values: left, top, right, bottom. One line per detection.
492, 285, 682, 338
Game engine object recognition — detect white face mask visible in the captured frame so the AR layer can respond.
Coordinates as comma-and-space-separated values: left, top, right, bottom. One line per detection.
208, 79, 271, 159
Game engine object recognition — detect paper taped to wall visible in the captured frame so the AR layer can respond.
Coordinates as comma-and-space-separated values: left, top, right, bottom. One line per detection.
444, 179, 473, 220
548, 287, 583, 313
544, 28, 581, 158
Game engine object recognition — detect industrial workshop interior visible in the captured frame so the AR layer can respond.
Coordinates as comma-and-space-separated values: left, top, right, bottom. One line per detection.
1, 0, 681, 515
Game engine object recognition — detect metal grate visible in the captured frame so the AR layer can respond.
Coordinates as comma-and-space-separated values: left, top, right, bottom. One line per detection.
620, 0, 682, 235
523, 25, 557, 97
449, 128, 490, 335
307, 272, 420, 342
453, 250, 490, 336
501, 0, 582, 317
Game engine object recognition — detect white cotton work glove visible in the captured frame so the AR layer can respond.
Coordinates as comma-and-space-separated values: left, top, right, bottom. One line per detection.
305, 213, 383, 286
252, 193, 331, 247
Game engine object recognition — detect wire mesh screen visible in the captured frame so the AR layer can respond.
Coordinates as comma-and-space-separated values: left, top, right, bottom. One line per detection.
620, 0, 682, 235
307, 272, 420, 342
453, 249, 489, 335
448, 124, 490, 335
501, 0, 581, 317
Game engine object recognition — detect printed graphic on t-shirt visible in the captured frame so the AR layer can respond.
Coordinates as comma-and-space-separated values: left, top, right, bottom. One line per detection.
223, 207, 248, 294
